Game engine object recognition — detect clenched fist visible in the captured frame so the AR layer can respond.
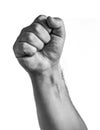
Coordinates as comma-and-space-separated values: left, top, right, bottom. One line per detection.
13, 15, 65, 73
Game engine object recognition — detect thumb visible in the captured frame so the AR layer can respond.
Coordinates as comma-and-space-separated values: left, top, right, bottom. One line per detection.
47, 16, 65, 39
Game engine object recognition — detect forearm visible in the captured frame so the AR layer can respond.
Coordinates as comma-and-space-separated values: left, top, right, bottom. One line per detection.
29, 65, 87, 130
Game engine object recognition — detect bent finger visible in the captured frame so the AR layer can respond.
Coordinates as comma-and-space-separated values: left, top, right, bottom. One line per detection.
13, 42, 37, 58
31, 23, 51, 43
34, 15, 52, 33
47, 16, 65, 38
19, 32, 44, 50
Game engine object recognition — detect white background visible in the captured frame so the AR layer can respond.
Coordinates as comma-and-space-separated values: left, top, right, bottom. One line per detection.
0, 0, 100, 130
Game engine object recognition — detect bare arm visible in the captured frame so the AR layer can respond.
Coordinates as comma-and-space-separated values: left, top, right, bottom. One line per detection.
13, 15, 87, 130
30, 65, 87, 130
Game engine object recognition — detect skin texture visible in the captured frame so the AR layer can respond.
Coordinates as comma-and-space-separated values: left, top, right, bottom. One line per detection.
13, 15, 88, 130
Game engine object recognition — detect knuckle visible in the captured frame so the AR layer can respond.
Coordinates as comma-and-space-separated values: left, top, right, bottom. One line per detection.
20, 32, 33, 43
37, 15, 44, 20
13, 41, 28, 57
35, 15, 47, 22
21, 27, 27, 33
21, 26, 30, 34
37, 15, 46, 20
22, 42, 26, 49
21, 42, 28, 53
33, 23, 41, 32
26, 32, 33, 40
17, 42, 25, 52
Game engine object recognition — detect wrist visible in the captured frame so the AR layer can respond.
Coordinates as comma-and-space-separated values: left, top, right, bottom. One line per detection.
29, 63, 61, 78
29, 64, 64, 90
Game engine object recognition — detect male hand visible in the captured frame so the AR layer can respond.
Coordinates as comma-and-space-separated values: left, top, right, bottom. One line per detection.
13, 15, 65, 73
